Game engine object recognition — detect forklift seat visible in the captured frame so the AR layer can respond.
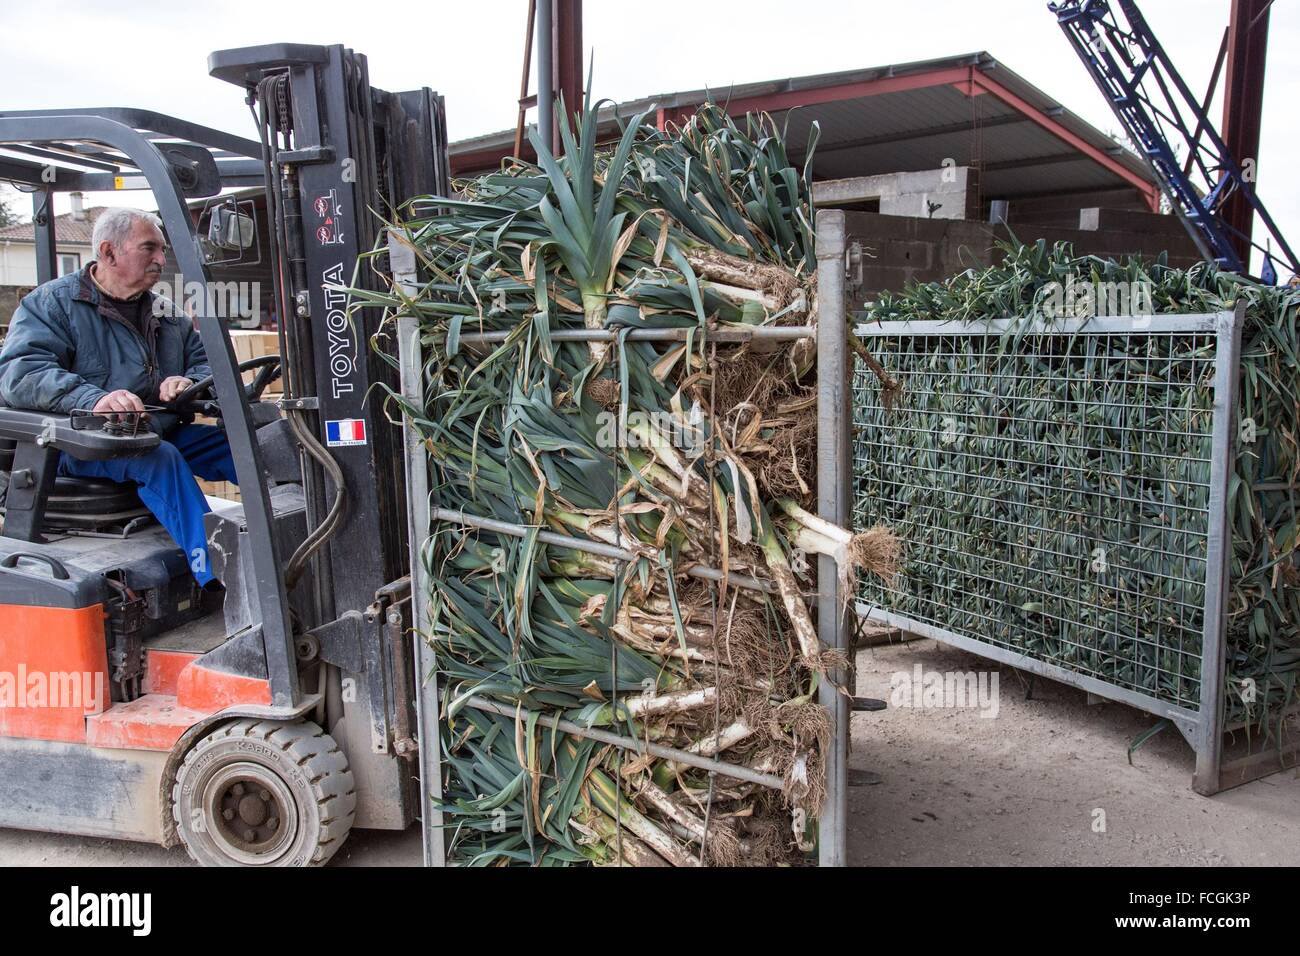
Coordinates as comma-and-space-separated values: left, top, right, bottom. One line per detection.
0, 442, 140, 504
0, 406, 160, 541
5, 460, 143, 506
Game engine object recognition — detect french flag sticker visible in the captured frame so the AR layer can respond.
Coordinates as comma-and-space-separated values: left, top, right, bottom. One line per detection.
325, 418, 367, 447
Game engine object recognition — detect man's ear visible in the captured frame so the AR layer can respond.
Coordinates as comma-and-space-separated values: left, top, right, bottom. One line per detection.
98, 241, 115, 264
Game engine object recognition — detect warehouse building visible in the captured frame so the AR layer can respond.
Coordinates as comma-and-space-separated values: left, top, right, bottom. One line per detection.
451, 52, 1201, 292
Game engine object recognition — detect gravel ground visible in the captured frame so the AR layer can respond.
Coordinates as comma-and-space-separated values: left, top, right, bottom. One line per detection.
1, 637, 1296, 867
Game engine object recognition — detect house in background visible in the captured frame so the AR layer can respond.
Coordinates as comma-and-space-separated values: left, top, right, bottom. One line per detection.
0, 192, 101, 329
0, 191, 100, 283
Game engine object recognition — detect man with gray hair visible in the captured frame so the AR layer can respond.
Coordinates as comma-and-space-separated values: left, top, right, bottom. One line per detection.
0, 207, 238, 588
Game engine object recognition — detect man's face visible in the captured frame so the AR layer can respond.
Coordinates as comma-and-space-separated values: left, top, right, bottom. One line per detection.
98, 218, 167, 296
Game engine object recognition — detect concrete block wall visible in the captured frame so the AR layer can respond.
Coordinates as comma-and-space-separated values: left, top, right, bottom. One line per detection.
813, 166, 980, 220
849, 209, 1203, 296
1002, 187, 1152, 222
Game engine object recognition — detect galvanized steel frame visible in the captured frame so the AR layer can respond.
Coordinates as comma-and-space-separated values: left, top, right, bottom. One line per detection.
397, 210, 856, 865
398, 316, 446, 866
815, 211, 851, 866
850, 304, 1243, 795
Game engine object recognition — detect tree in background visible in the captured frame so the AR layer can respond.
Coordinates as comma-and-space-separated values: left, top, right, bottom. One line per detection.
0, 192, 20, 228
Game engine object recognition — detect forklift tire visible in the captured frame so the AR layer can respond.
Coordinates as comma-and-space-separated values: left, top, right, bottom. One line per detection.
172, 718, 356, 867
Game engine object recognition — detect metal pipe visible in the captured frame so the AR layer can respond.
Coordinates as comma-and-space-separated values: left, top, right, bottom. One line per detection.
1220, 0, 1271, 269
463, 696, 785, 790
677, 564, 772, 595
537, 0, 554, 156
1194, 303, 1244, 795
400, 318, 446, 866
553, 0, 584, 134
457, 325, 814, 345
860, 604, 1202, 737
0, 115, 301, 707
854, 315, 1224, 337
1182, 26, 1229, 181
31, 187, 55, 285
814, 209, 849, 867
512, 0, 537, 159
384, 607, 416, 757
431, 507, 774, 594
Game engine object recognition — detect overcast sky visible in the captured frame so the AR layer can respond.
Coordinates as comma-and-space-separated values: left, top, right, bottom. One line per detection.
2, 0, 1295, 273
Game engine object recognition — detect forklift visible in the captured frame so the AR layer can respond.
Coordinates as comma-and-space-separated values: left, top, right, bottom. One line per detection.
0, 43, 449, 866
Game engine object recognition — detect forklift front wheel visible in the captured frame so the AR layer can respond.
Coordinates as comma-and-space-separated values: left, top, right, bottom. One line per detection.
172, 718, 356, 867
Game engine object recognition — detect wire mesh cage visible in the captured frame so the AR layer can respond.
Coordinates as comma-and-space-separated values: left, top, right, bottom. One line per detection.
852, 311, 1242, 792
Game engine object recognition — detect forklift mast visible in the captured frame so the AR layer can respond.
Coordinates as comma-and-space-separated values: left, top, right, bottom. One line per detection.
209, 43, 451, 829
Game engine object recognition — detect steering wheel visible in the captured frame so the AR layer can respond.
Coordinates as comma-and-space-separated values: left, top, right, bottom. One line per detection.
169, 353, 282, 415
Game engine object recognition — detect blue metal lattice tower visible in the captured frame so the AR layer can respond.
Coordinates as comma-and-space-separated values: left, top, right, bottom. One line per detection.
1050, 0, 1296, 280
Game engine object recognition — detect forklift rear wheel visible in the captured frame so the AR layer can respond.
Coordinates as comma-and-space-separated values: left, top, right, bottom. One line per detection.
172, 718, 356, 867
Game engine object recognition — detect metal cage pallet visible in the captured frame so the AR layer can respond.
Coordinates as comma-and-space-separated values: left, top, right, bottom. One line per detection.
850, 302, 1298, 794
394, 207, 857, 865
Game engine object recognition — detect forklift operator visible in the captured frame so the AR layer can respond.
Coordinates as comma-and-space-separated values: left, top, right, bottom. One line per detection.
0, 207, 238, 587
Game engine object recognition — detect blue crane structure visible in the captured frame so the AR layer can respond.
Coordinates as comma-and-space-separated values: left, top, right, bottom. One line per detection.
1050, 0, 1296, 282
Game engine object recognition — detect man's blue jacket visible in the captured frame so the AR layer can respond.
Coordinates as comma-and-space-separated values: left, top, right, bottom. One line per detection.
0, 264, 211, 436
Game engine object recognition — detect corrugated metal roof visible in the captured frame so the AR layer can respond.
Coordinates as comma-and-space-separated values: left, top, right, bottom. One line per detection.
451, 51, 1155, 202
985, 157, 1121, 196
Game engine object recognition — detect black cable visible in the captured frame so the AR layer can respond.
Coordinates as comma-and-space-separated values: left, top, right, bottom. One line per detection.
1, 179, 41, 193
284, 409, 349, 588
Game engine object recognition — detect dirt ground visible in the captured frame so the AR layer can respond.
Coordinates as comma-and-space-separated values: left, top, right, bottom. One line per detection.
848, 639, 1300, 866
0, 818, 423, 867
1, 637, 1296, 867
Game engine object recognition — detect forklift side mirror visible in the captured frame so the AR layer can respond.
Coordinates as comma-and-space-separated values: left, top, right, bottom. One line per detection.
208, 207, 256, 251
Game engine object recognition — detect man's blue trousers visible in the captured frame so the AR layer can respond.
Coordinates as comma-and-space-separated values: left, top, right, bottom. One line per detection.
58, 424, 238, 585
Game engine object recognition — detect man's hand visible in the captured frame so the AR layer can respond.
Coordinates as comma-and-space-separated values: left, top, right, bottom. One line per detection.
159, 376, 193, 403
92, 389, 145, 416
